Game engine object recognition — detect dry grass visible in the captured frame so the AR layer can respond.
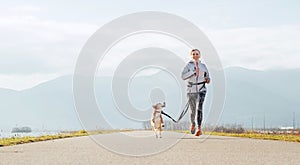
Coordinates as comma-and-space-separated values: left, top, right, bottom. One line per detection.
0, 129, 132, 147
169, 130, 300, 142
209, 132, 300, 142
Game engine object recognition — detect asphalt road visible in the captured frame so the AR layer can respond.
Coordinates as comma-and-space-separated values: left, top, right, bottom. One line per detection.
0, 131, 299, 165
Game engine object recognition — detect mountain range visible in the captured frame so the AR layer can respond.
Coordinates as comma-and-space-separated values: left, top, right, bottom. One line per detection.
0, 67, 299, 131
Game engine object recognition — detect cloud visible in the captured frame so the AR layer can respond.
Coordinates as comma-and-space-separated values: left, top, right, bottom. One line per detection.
0, 11, 98, 75
205, 25, 300, 70
1, 4, 300, 90
96, 32, 191, 76
0, 5, 101, 90
0, 73, 60, 91
8, 5, 42, 13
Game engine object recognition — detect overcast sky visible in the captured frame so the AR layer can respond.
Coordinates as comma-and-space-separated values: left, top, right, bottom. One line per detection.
0, 0, 299, 90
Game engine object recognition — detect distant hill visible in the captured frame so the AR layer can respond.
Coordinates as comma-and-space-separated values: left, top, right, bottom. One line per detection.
0, 76, 81, 131
222, 67, 300, 128
0, 67, 299, 131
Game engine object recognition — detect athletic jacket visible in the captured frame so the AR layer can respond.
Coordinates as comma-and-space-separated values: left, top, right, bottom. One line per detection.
181, 60, 210, 93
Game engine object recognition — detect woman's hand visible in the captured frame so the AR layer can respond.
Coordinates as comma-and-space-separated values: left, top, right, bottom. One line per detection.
195, 68, 200, 76
205, 77, 210, 84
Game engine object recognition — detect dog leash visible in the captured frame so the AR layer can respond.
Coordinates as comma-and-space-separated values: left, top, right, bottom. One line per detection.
161, 111, 177, 122
162, 81, 207, 123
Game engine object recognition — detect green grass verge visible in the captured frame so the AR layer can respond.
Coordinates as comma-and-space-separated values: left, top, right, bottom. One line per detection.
0, 129, 132, 147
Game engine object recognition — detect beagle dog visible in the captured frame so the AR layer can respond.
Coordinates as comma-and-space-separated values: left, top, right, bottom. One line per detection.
151, 102, 165, 138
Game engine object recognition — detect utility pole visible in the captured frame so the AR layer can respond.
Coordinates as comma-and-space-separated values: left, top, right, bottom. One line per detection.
251, 116, 254, 132
293, 112, 295, 130
263, 115, 266, 133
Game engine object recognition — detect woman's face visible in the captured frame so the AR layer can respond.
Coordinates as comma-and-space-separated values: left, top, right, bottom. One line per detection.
191, 50, 201, 61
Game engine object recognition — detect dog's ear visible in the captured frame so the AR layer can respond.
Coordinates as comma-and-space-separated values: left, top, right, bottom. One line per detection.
152, 105, 157, 109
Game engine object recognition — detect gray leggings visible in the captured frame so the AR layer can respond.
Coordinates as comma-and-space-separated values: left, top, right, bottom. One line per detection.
188, 91, 207, 127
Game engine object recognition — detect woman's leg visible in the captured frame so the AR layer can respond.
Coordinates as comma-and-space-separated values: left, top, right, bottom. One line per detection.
197, 91, 207, 127
188, 93, 198, 126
